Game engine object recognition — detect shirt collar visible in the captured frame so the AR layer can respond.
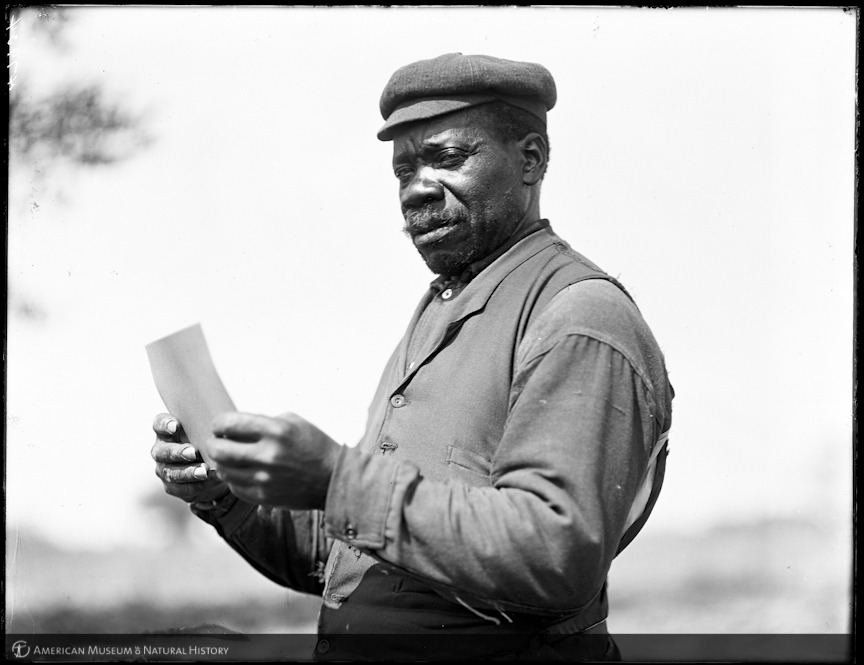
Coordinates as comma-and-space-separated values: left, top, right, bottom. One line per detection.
395, 220, 563, 387
419, 220, 563, 334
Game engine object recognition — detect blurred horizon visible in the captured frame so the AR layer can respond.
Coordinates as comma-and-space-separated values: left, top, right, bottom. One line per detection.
6, 513, 851, 634
6, 5, 855, 637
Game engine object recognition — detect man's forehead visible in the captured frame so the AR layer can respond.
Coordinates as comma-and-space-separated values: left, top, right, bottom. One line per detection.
391, 110, 496, 154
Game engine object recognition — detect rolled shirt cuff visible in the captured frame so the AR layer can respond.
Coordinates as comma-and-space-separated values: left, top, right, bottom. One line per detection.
191, 490, 258, 538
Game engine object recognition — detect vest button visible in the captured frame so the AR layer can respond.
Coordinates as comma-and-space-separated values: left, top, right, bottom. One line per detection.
379, 441, 398, 454
390, 394, 407, 408
441, 288, 453, 300
316, 639, 330, 654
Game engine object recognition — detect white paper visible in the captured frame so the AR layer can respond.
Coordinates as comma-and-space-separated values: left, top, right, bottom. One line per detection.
145, 324, 235, 465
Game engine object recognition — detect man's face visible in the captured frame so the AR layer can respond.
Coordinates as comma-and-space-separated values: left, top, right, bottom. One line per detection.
392, 109, 528, 276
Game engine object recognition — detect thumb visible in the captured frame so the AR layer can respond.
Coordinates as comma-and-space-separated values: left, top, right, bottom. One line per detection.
211, 411, 284, 443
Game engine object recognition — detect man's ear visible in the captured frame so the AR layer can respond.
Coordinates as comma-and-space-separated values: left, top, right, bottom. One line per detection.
518, 132, 548, 186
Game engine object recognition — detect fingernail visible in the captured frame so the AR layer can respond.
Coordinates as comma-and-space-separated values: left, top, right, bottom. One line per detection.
181, 445, 197, 461
166, 420, 178, 434
193, 464, 208, 480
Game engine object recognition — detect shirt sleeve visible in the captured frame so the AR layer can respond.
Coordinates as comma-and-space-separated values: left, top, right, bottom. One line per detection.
322, 281, 671, 615
191, 494, 331, 596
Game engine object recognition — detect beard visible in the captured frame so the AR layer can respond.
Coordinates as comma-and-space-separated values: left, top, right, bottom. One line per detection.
402, 202, 517, 277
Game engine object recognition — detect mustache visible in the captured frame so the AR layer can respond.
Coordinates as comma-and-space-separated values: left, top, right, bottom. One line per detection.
402, 206, 464, 237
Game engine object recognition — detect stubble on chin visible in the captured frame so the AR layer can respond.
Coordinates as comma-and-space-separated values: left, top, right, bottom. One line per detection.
402, 197, 522, 277
402, 206, 470, 276
412, 222, 490, 277
417, 246, 472, 277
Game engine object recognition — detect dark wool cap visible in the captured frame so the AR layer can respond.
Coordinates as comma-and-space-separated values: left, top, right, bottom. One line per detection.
377, 53, 557, 141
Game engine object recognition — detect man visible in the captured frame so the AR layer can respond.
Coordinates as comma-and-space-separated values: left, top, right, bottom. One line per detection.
152, 53, 673, 660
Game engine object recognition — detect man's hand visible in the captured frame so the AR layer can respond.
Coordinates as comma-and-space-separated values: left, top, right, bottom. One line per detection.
151, 413, 229, 503
207, 411, 342, 510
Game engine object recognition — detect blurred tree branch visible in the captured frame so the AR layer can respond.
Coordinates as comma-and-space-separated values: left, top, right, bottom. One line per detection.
10, 82, 152, 165
8, 6, 155, 324
8, 6, 153, 170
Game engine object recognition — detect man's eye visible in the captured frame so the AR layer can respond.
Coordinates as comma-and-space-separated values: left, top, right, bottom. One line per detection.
394, 167, 414, 181
435, 151, 466, 169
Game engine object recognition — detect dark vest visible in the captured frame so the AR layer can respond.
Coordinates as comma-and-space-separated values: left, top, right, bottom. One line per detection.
316, 230, 664, 659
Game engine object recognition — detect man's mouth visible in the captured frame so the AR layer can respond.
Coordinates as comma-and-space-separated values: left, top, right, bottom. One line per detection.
404, 207, 462, 247
412, 224, 455, 246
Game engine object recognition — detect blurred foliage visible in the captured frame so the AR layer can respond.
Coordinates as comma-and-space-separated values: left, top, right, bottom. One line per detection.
8, 6, 152, 170
5, 518, 851, 635
11, 297, 48, 322
8, 6, 153, 323
10, 82, 151, 166
9, 598, 307, 634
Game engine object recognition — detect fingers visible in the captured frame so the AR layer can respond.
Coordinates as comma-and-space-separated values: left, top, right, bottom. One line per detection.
156, 462, 210, 484
152, 413, 184, 441
212, 411, 288, 442
207, 435, 261, 468
156, 460, 227, 503
213, 466, 274, 488
151, 439, 200, 464
209, 412, 291, 468
152, 413, 231, 504
160, 473, 224, 503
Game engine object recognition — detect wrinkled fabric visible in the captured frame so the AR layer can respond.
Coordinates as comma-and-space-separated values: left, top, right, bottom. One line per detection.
377, 53, 557, 140
192, 223, 673, 656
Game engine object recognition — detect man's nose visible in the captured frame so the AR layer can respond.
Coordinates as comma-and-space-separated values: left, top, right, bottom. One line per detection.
400, 167, 444, 210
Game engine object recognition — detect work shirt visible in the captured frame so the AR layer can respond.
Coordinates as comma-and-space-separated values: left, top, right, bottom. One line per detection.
192, 221, 673, 658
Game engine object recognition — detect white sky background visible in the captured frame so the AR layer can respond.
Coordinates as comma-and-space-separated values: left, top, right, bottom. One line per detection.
7, 7, 855, 552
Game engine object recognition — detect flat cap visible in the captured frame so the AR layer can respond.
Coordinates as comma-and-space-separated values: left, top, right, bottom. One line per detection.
377, 53, 557, 141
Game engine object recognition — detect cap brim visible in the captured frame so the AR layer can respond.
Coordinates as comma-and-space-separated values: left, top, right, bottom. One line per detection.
377, 94, 499, 141
377, 93, 549, 141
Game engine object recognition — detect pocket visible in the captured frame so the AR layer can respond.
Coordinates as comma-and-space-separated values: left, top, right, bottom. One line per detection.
445, 445, 492, 485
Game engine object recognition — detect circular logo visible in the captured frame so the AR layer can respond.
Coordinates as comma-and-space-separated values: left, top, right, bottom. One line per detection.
12, 641, 31, 658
